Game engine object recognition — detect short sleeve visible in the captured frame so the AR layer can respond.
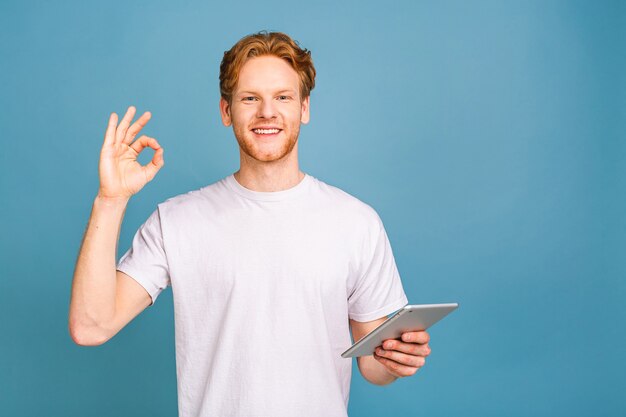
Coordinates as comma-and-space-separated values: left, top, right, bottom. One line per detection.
348, 218, 408, 322
116, 208, 170, 306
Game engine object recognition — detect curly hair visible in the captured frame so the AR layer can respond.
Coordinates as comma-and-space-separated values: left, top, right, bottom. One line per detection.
219, 31, 316, 104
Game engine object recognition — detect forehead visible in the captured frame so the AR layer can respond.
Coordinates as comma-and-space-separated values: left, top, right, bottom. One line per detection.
235, 55, 299, 94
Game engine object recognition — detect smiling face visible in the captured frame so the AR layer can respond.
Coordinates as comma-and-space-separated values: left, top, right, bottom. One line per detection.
219, 55, 310, 163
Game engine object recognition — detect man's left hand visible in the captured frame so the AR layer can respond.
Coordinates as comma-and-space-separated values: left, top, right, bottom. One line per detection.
373, 331, 431, 378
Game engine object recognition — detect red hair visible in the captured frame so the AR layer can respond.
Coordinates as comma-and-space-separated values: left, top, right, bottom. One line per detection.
219, 31, 316, 104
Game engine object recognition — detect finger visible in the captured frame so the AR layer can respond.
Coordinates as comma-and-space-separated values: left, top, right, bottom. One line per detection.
103, 113, 118, 145
375, 347, 427, 368
142, 147, 164, 182
123, 111, 152, 145
115, 106, 137, 144
373, 353, 419, 377
381, 339, 431, 357
129, 135, 160, 155
401, 331, 430, 345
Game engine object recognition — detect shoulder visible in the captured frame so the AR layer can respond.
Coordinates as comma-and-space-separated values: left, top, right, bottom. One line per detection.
156, 177, 231, 218
308, 175, 383, 229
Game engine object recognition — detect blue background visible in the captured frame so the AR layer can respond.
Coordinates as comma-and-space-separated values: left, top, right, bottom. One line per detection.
1, 0, 624, 416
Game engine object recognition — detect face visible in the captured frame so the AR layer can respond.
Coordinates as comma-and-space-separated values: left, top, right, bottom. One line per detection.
219, 55, 310, 163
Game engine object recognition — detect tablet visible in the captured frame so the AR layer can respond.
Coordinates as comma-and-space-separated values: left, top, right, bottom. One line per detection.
341, 303, 459, 358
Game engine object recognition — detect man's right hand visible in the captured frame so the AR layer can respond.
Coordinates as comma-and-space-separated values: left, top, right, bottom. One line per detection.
98, 106, 164, 200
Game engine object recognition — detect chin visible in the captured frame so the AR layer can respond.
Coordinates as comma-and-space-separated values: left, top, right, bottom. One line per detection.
243, 147, 293, 163
237, 135, 298, 163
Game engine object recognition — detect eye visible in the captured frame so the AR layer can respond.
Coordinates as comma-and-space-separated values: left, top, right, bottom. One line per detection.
242, 96, 258, 102
277, 95, 291, 101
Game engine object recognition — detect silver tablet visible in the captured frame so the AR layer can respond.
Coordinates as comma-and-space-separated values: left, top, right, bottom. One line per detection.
341, 303, 459, 358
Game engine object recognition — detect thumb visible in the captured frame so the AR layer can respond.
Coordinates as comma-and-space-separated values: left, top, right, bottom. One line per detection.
143, 147, 164, 182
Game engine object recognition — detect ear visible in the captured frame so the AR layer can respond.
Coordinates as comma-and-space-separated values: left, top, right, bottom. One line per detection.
219, 97, 232, 127
300, 96, 310, 124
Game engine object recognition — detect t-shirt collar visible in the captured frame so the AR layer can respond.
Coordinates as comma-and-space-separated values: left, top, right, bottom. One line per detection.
225, 173, 312, 202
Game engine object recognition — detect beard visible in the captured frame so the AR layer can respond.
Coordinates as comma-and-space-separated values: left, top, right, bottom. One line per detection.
232, 122, 301, 163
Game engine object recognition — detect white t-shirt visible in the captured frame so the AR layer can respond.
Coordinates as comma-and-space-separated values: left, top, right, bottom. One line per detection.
117, 173, 408, 417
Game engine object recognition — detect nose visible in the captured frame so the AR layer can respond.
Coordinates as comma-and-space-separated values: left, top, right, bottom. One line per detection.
256, 98, 277, 119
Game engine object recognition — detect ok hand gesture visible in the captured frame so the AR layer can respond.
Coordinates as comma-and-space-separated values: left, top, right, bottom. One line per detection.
98, 106, 164, 200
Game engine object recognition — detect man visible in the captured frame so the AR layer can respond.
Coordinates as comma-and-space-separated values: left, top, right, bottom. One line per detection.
69, 31, 431, 417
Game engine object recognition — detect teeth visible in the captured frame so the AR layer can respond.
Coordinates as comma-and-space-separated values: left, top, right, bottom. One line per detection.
253, 128, 280, 134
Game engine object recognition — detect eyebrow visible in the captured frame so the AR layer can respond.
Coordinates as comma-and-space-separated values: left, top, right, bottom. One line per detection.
237, 89, 297, 96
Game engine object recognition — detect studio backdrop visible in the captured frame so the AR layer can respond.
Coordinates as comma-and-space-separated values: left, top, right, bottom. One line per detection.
1, 1, 624, 416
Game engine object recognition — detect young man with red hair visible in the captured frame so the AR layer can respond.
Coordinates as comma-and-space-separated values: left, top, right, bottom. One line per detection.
69, 31, 431, 417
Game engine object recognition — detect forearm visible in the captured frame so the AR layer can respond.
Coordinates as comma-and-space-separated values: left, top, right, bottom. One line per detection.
357, 355, 398, 386
69, 195, 129, 339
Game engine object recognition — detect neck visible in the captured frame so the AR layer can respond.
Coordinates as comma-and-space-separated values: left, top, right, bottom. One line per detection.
234, 144, 304, 192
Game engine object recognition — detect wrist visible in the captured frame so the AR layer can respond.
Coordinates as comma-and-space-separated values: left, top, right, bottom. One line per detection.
357, 355, 399, 386
94, 193, 130, 208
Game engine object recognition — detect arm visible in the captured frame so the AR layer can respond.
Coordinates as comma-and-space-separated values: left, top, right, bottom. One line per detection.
68, 106, 164, 346
350, 318, 431, 386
